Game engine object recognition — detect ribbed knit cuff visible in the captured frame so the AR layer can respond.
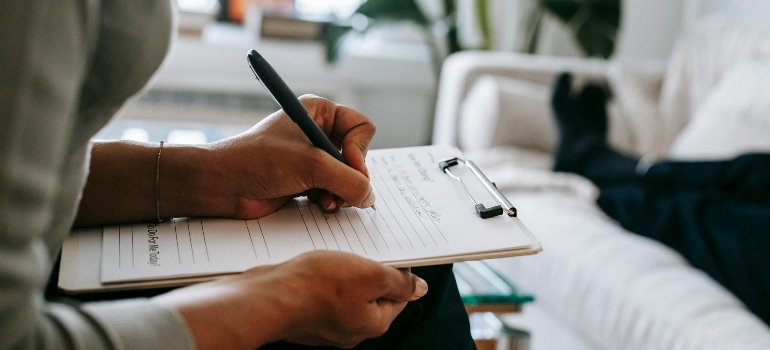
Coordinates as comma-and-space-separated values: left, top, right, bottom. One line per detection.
82, 298, 195, 350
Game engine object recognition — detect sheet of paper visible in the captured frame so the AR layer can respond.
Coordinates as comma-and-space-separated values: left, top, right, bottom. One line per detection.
101, 145, 533, 283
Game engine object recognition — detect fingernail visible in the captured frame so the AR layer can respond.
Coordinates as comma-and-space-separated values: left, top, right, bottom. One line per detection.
413, 277, 428, 299
324, 201, 337, 211
362, 185, 376, 208
341, 201, 350, 207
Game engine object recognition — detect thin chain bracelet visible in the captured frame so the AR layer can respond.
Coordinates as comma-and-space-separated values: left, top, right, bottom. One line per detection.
155, 141, 171, 224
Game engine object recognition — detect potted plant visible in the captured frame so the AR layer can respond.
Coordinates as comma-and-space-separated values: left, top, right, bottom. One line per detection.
324, 0, 621, 76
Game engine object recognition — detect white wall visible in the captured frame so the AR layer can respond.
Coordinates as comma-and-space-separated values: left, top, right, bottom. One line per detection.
684, 0, 770, 29
120, 26, 437, 149
613, 0, 686, 62
613, 0, 770, 61
474, 0, 688, 62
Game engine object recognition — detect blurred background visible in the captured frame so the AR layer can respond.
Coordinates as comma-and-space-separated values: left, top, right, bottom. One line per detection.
98, 0, 689, 149
98, 0, 769, 149
100, 0, 434, 148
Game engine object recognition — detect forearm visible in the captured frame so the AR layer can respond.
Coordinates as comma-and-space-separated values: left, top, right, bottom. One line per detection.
75, 99, 377, 227
74, 141, 229, 227
153, 266, 290, 350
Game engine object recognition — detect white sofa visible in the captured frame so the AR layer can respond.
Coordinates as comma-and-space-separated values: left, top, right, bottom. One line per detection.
433, 21, 770, 350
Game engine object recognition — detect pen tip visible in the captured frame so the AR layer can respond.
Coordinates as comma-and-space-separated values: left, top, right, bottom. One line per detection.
371, 205, 377, 210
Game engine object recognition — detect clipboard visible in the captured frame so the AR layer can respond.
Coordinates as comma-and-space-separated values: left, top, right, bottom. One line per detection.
58, 145, 542, 294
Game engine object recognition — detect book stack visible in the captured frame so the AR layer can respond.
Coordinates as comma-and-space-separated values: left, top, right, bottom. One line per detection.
245, 7, 330, 41
261, 12, 329, 40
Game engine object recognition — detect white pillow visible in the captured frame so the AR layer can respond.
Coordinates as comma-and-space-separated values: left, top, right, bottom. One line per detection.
658, 20, 770, 149
668, 59, 770, 160
458, 75, 556, 153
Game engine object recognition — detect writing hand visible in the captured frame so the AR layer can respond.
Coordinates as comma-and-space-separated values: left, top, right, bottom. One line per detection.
75, 95, 373, 226
164, 95, 376, 219
153, 251, 428, 349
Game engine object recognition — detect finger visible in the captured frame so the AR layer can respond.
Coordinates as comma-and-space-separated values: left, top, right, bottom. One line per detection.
296, 96, 374, 206
379, 267, 428, 302
319, 190, 338, 211
334, 105, 374, 177
299, 96, 375, 178
312, 152, 376, 208
375, 299, 409, 326
304, 188, 320, 202
236, 195, 294, 219
331, 133, 343, 150
308, 190, 344, 212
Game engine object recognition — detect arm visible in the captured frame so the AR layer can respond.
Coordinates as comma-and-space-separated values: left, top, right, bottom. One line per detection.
154, 250, 428, 349
0, 1, 195, 349
77, 96, 425, 349
74, 95, 376, 227
4, 0, 418, 348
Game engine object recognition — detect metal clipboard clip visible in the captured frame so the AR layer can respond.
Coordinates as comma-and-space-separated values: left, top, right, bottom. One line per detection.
439, 158, 517, 219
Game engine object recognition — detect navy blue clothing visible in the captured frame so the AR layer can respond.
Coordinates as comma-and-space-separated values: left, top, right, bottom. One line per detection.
595, 154, 770, 324
549, 72, 770, 326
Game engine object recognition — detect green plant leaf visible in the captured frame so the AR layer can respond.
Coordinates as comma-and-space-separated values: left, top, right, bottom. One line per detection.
540, 0, 621, 58
322, 0, 459, 73
324, 0, 432, 64
356, 0, 430, 25
323, 24, 353, 64
524, 4, 545, 54
476, 0, 492, 50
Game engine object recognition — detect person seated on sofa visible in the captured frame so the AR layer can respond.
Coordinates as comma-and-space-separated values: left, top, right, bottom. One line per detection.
550, 73, 770, 326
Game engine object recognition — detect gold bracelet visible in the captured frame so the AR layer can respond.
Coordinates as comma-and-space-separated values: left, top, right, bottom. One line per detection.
155, 141, 171, 224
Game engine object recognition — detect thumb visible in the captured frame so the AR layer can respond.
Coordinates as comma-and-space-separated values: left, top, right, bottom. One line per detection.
380, 268, 428, 302
313, 153, 376, 208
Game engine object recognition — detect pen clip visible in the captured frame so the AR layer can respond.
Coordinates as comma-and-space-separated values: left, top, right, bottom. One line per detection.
247, 57, 281, 107
248, 62, 260, 81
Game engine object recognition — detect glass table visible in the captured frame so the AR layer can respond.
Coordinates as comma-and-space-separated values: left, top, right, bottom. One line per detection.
454, 261, 534, 350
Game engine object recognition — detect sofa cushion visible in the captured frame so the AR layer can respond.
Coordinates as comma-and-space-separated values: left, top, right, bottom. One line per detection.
486, 191, 770, 350
669, 59, 770, 160
458, 69, 665, 157
459, 75, 556, 153
604, 62, 667, 157
657, 20, 770, 149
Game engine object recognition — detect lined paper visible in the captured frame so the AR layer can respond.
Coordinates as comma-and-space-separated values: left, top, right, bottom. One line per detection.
101, 145, 533, 283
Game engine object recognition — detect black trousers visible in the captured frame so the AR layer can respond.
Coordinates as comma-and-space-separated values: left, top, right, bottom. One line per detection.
261, 264, 476, 350
595, 154, 770, 325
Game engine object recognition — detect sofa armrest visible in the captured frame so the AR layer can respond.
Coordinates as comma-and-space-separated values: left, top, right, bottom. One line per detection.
432, 51, 611, 147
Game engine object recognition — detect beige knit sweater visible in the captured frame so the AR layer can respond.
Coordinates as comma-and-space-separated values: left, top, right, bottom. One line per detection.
0, 0, 195, 348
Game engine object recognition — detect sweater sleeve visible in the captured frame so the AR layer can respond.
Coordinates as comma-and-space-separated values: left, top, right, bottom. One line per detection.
60, 300, 195, 350
0, 1, 195, 349
24, 300, 195, 350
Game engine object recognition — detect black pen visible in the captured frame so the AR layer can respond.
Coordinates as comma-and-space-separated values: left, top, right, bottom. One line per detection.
247, 49, 345, 163
246, 49, 375, 209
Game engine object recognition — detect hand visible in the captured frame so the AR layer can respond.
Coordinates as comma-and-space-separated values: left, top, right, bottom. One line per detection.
153, 251, 429, 349
167, 95, 376, 219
